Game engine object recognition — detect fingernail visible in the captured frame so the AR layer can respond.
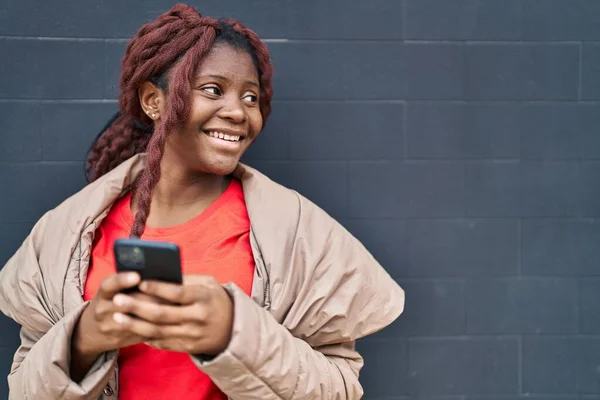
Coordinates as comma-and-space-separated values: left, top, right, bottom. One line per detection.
127, 273, 139, 283
113, 294, 127, 306
139, 282, 148, 291
113, 313, 127, 324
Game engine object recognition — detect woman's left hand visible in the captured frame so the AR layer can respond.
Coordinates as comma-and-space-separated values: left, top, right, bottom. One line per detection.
112, 275, 234, 356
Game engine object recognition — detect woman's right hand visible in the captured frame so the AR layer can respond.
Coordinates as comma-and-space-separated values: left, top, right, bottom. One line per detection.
71, 272, 144, 381
70, 272, 171, 382
74, 272, 153, 357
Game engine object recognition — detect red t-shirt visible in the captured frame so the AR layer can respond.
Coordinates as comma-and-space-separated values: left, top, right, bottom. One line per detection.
84, 179, 255, 400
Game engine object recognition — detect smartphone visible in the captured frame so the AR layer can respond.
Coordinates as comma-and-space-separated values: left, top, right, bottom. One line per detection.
114, 238, 183, 289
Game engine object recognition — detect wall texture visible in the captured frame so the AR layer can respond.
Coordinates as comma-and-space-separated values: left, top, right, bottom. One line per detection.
1, 0, 600, 398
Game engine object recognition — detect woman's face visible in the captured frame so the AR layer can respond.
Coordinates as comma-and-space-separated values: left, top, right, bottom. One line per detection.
154, 43, 263, 176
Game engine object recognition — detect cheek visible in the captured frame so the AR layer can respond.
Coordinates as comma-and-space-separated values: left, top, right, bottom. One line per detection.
190, 96, 217, 122
249, 110, 264, 136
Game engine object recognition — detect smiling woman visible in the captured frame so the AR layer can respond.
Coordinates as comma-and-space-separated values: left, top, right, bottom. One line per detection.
85, 16, 272, 238
0, 3, 404, 400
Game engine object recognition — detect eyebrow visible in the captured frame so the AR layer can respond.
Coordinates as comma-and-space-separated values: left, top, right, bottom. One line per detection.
204, 74, 259, 88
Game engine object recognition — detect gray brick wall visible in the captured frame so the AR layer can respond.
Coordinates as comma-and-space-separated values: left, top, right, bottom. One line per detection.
1, 0, 599, 398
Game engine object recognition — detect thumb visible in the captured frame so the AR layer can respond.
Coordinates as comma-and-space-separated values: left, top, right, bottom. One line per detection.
182, 274, 209, 286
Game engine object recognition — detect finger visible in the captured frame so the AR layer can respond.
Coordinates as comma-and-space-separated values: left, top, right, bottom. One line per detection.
182, 275, 219, 300
98, 272, 141, 299
130, 292, 170, 305
139, 280, 203, 305
93, 297, 116, 319
113, 313, 194, 339
112, 312, 164, 339
113, 294, 195, 324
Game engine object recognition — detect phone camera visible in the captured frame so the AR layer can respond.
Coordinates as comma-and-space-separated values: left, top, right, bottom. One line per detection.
117, 246, 145, 268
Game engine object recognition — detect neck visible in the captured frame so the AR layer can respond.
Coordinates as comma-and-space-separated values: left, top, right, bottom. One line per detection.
152, 164, 230, 208
131, 159, 231, 229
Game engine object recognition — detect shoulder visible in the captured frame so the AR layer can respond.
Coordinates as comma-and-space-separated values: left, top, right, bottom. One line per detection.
235, 163, 301, 204
235, 163, 303, 227
235, 163, 342, 234
235, 162, 347, 263
42, 155, 144, 235
236, 161, 346, 229
238, 163, 404, 343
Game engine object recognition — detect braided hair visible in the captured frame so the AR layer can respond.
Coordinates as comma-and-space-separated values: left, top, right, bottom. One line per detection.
85, 4, 273, 238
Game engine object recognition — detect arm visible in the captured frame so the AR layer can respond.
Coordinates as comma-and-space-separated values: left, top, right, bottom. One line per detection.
194, 194, 405, 400
8, 303, 117, 400
0, 212, 118, 399
71, 303, 113, 383
193, 285, 366, 400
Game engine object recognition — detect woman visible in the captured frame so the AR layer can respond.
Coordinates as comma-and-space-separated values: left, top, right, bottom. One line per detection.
0, 4, 404, 399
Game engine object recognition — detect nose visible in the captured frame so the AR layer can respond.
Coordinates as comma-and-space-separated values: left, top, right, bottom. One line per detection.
217, 95, 246, 123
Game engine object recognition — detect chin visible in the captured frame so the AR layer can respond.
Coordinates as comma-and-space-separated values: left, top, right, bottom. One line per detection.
200, 155, 241, 176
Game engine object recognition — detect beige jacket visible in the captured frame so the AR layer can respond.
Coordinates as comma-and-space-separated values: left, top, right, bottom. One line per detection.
0, 154, 404, 400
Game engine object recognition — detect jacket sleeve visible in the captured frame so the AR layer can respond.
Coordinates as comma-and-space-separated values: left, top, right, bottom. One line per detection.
193, 285, 367, 400
193, 194, 405, 400
8, 303, 118, 400
0, 212, 117, 399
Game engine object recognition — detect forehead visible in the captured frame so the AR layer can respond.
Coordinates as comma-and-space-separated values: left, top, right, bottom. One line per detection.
196, 43, 258, 81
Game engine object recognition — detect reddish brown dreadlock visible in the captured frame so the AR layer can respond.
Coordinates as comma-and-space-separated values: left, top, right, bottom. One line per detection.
85, 3, 273, 238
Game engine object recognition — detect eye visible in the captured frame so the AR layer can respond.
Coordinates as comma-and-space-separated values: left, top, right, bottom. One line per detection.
242, 93, 258, 103
202, 86, 222, 96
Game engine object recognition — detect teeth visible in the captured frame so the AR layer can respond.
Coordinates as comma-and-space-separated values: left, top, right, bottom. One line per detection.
207, 131, 241, 142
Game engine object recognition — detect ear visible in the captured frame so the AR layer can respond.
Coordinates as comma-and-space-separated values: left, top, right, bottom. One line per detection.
138, 81, 166, 121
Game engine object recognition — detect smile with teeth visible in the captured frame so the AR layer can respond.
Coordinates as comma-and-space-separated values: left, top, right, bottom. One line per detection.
206, 131, 242, 142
